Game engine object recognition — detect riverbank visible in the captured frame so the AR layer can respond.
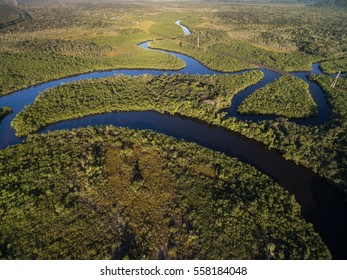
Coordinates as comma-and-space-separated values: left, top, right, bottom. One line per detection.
1, 7, 346, 259
0, 126, 332, 259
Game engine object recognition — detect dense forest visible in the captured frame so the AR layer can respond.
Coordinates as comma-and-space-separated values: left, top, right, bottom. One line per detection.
0, 106, 13, 121
152, 5, 346, 73
237, 75, 317, 118
308, 75, 346, 119
0, 0, 346, 261
11, 71, 263, 136
0, 126, 331, 259
320, 58, 347, 74
226, 75, 347, 188
11, 72, 347, 189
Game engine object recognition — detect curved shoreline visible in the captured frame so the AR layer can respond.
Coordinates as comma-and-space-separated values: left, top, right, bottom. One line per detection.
39, 110, 347, 259
0, 20, 346, 258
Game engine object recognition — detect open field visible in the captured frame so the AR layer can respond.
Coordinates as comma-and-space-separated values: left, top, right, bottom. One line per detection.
1, 2, 346, 95
151, 4, 346, 73
0, 2, 190, 95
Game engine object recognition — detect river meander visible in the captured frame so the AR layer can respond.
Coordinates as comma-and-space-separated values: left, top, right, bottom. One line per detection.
0, 20, 346, 259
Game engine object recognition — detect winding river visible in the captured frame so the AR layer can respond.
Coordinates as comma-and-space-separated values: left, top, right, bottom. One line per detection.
0, 20, 346, 259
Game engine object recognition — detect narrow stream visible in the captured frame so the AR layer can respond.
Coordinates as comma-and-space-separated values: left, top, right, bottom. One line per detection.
0, 20, 346, 259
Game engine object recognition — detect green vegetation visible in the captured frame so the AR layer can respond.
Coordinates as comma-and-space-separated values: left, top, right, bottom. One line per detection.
1, 2, 346, 95
0, 2, 188, 96
308, 75, 347, 120
0, 106, 13, 121
0, 35, 184, 95
223, 117, 347, 188
238, 75, 318, 118
1, 1, 346, 260
150, 35, 314, 72
0, 31, 185, 96
148, 14, 184, 38
320, 58, 347, 74
151, 5, 346, 73
12, 71, 263, 136
0, 126, 331, 259
223, 74, 347, 188
11, 71, 347, 188
213, 5, 346, 60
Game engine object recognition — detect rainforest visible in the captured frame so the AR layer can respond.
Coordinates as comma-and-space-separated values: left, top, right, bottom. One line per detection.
0, 0, 346, 260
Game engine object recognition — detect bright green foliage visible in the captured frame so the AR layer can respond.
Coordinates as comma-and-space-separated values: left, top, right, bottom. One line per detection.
0, 2, 188, 96
12, 71, 263, 136
0, 126, 331, 259
0, 36, 184, 96
0, 106, 12, 121
148, 14, 184, 38
151, 36, 314, 72
151, 5, 346, 73
238, 75, 318, 118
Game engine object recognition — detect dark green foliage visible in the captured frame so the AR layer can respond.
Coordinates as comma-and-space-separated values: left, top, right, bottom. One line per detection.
11, 71, 347, 188
238, 75, 318, 118
220, 75, 347, 188
320, 58, 347, 74
12, 71, 263, 136
0, 106, 12, 121
308, 74, 347, 119
222, 74, 347, 187
0, 126, 331, 259
216, 5, 346, 58
151, 5, 346, 73
12, 39, 113, 58
0, 52, 109, 95
223, 117, 347, 188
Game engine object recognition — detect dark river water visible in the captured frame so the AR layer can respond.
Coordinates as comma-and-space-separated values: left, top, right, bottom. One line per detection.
0, 20, 346, 259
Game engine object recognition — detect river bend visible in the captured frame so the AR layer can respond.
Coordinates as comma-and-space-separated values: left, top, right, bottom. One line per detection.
0, 20, 346, 259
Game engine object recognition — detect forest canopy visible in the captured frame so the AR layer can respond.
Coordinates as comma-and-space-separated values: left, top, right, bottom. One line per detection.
0, 126, 331, 259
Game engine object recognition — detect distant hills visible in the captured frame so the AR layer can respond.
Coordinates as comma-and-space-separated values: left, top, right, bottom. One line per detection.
2, 0, 18, 7
312, 0, 347, 6
203, 0, 347, 7
0, 0, 31, 27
